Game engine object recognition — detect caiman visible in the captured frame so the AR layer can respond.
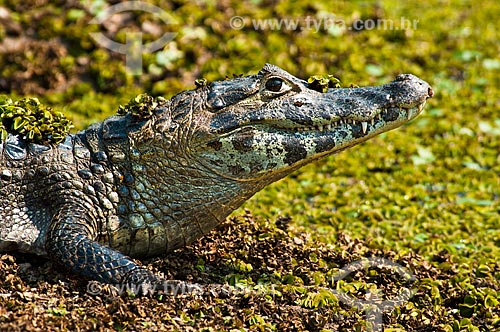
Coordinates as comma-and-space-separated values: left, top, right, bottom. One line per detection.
0, 64, 433, 292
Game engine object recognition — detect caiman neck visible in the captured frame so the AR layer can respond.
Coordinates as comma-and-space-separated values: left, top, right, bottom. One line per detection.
125, 142, 260, 250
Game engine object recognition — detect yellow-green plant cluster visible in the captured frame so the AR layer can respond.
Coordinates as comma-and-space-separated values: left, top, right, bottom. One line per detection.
0, 95, 72, 144
307, 75, 342, 93
117, 93, 166, 119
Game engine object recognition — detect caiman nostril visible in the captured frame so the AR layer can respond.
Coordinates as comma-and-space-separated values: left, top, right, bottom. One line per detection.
428, 87, 434, 98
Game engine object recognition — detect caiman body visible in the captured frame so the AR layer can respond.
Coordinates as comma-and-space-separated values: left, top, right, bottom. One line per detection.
0, 64, 433, 287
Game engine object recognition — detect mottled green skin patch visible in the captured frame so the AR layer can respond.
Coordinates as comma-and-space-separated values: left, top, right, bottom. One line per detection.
0, 95, 73, 144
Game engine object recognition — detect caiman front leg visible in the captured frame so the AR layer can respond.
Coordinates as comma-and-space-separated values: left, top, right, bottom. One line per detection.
45, 203, 165, 294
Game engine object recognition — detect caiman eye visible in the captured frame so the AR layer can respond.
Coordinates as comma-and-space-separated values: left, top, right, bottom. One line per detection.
265, 78, 283, 92
262, 77, 293, 99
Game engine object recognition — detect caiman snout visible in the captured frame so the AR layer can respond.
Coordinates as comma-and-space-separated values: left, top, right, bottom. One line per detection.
394, 73, 434, 100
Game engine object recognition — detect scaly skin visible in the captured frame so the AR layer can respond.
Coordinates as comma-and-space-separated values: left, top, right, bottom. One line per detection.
0, 64, 433, 290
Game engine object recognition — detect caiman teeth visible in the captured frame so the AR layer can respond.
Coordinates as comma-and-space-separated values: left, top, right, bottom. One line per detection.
290, 105, 417, 134
361, 121, 368, 134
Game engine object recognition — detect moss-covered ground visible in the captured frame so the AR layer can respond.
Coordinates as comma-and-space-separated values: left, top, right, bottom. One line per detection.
0, 1, 499, 331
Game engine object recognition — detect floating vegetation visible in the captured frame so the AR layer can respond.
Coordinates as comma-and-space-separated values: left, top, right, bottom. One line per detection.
0, 95, 72, 144
307, 74, 342, 93
194, 78, 208, 88
117, 93, 166, 119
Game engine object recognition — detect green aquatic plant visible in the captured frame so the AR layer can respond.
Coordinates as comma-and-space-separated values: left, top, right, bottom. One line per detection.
194, 78, 208, 88
307, 74, 342, 93
0, 95, 73, 144
117, 93, 166, 119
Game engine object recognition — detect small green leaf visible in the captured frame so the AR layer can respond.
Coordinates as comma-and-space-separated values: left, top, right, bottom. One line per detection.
0, 128, 7, 141
13, 117, 26, 130
412, 146, 436, 165
195, 78, 208, 88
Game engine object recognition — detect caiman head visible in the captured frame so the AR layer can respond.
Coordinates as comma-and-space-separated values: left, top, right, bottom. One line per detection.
124, 64, 433, 249
193, 64, 433, 181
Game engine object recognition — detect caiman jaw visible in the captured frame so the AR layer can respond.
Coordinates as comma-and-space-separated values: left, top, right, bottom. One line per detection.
282, 103, 426, 134
215, 102, 428, 178
214, 102, 426, 142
